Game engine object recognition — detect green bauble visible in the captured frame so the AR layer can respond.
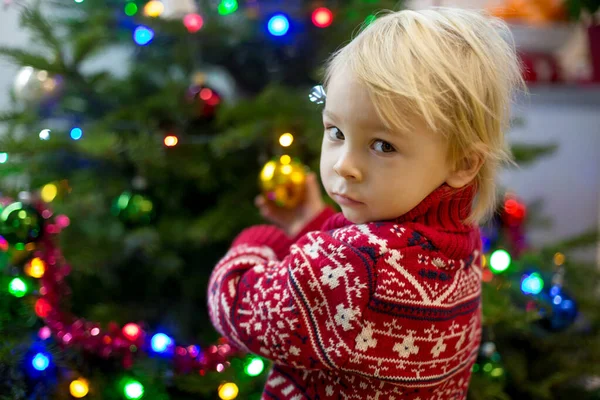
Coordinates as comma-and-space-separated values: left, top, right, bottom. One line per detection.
0, 202, 44, 247
112, 191, 155, 226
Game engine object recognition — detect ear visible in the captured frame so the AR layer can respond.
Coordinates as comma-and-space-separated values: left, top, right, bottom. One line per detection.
446, 149, 485, 189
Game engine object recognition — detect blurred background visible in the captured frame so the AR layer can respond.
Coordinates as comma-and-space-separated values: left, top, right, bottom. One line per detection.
0, 0, 598, 399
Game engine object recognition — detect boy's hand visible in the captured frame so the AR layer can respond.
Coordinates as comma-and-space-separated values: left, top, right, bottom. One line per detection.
255, 173, 326, 238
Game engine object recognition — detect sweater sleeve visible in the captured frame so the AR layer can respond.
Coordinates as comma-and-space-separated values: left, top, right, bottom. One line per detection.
207, 227, 374, 370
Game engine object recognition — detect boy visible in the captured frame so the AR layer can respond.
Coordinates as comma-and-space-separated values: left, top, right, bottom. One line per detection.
208, 8, 522, 399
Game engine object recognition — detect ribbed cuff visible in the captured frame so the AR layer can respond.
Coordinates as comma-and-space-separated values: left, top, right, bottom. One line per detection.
292, 206, 337, 242
232, 225, 293, 260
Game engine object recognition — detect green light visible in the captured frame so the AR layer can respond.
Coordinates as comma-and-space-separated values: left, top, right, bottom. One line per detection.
218, 0, 238, 15
483, 363, 493, 373
365, 14, 377, 25
472, 363, 480, 373
491, 367, 504, 377
9, 277, 28, 298
0, 153, 7, 163
124, 380, 144, 399
245, 357, 265, 376
489, 249, 511, 274
125, 2, 138, 16
74, 0, 84, 3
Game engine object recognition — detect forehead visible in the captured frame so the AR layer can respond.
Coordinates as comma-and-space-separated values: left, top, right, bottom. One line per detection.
324, 71, 382, 128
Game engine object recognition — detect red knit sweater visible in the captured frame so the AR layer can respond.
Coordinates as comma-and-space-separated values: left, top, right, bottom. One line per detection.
208, 185, 482, 400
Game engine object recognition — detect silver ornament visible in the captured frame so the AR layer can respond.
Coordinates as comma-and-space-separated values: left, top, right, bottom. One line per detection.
309, 85, 326, 105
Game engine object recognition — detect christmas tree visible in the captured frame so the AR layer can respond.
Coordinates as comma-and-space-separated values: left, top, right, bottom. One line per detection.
0, 0, 598, 399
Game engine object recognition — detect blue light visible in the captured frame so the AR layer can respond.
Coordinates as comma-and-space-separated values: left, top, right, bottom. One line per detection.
521, 272, 544, 295
553, 295, 562, 305
32, 353, 50, 371
70, 127, 83, 140
268, 14, 290, 36
549, 285, 560, 296
134, 26, 154, 46
151, 333, 172, 353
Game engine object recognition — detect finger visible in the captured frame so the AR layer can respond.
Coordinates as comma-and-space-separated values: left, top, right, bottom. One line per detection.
255, 195, 266, 207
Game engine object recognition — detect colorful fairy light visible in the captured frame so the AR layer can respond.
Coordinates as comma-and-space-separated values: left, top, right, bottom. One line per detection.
133, 26, 154, 46
39, 128, 51, 140
218, 0, 238, 15
164, 135, 179, 147
0, 153, 8, 163
218, 382, 239, 400
144, 0, 164, 17
125, 2, 138, 16
31, 352, 50, 371
183, 13, 203, 33
151, 333, 173, 353
26, 258, 46, 278
69, 378, 89, 398
489, 249, 511, 274
8, 277, 28, 297
268, 14, 290, 36
123, 379, 144, 399
312, 7, 333, 28
70, 127, 83, 140
244, 357, 265, 376
122, 323, 141, 341
41, 183, 58, 202
521, 272, 544, 295
279, 133, 294, 147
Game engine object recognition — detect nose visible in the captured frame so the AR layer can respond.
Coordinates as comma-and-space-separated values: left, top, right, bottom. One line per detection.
333, 150, 363, 181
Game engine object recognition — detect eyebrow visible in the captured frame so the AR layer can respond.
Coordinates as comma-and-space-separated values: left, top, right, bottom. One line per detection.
322, 109, 338, 120
322, 108, 396, 136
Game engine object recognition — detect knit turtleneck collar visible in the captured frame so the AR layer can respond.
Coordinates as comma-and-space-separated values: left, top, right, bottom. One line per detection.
324, 184, 476, 233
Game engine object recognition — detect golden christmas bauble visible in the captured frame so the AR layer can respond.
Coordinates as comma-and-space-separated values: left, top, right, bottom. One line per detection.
259, 156, 306, 209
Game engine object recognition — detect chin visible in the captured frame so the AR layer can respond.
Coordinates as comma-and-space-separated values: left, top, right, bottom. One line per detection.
341, 209, 371, 225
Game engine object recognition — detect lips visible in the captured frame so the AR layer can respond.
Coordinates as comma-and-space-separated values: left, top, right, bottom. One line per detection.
332, 193, 363, 206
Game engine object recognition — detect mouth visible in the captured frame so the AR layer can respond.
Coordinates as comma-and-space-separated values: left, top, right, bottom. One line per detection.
331, 193, 364, 206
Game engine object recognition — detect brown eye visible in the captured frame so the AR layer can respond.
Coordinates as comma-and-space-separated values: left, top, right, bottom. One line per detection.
326, 127, 344, 140
373, 140, 395, 153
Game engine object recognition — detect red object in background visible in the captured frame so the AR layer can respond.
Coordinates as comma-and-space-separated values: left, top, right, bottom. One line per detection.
589, 25, 600, 82
312, 7, 333, 28
520, 52, 561, 83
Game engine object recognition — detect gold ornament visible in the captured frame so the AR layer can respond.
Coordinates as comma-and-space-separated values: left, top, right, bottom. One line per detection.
259, 156, 306, 208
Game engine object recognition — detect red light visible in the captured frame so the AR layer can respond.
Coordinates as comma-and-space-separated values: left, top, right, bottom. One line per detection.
35, 298, 52, 318
164, 135, 179, 147
122, 323, 141, 341
200, 88, 213, 101
184, 13, 204, 33
312, 7, 333, 28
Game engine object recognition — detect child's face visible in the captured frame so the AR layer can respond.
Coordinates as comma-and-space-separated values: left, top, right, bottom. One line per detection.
320, 71, 454, 224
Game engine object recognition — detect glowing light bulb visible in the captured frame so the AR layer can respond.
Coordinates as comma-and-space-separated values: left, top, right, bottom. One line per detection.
124, 380, 144, 399
164, 135, 179, 147
279, 133, 294, 147
32, 353, 50, 371
144, 0, 164, 17
312, 7, 333, 28
489, 249, 511, 274
8, 277, 27, 297
280, 155, 291, 165
0, 153, 8, 163
244, 357, 265, 376
183, 13, 203, 33
521, 272, 544, 295
70, 127, 83, 140
268, 14, 290, 36
218, 0, 238, 15
70, 378, 89, 398
122, 323, 141, 341
151, 333, 172, 353
134, 26, 154, 46
39, 129, 51, 140
26, 258, 46, 278
219, 382, 239, 400
35, 298, 52, 318
125, 2, 138, 16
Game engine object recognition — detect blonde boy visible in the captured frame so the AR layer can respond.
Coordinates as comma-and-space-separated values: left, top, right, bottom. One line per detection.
209, 8, 522, 399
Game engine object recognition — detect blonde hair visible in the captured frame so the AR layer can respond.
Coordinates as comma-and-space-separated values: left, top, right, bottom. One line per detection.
324, 8, 524, 225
